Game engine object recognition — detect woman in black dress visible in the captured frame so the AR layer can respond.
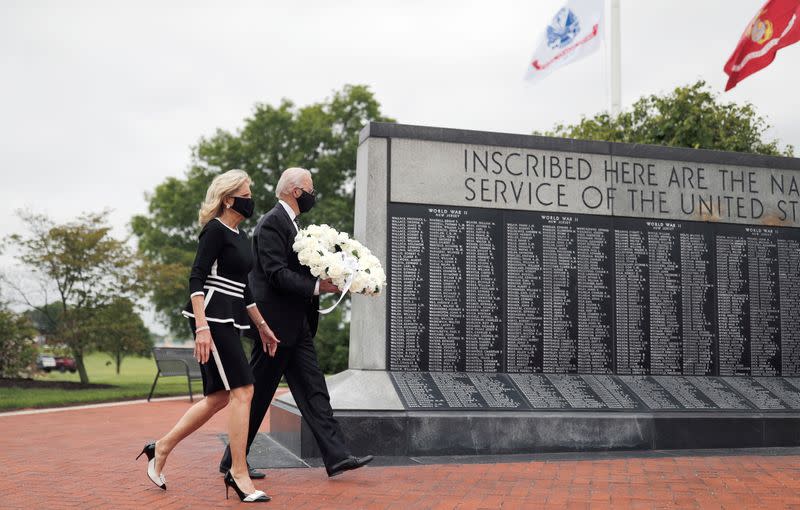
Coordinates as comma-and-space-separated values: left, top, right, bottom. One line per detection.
137, 169, 279, 503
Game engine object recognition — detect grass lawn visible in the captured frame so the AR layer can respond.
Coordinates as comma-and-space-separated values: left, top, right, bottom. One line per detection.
0, 351, 199, 411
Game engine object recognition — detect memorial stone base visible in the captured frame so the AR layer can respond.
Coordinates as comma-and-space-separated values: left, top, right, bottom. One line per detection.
268, 370, 800, 458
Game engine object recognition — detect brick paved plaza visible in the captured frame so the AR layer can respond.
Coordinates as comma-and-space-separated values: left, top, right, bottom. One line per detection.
3, 395, 800, 509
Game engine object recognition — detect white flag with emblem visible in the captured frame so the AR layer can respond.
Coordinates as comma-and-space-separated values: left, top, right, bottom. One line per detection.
525, 0, 604, 82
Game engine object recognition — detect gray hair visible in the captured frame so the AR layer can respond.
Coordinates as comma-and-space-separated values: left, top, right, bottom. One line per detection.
275, 167, 311, 198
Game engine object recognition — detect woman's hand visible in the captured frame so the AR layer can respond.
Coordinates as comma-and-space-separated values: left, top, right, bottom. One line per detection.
194, 329, 213, 364
258, 322, 281, 357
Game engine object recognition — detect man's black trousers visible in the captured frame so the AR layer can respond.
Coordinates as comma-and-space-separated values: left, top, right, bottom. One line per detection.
220, 314, 350, 469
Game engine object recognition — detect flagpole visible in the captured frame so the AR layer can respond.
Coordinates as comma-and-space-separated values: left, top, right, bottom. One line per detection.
610, 0, 621, 115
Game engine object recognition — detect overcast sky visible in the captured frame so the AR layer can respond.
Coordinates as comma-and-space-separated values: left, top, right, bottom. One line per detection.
2, 0, 798, 331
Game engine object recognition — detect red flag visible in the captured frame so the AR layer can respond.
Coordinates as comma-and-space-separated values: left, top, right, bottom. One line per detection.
724, 0, 800, 91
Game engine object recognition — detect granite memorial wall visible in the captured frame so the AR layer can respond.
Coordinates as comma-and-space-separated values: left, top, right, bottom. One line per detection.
378, 129, 800, 412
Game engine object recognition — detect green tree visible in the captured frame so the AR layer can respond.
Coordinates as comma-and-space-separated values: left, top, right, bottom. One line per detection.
23, 302, 73, 358
132, 84, 394, 369
545, 80, 794, 156
0, 302, 37, 378
25, 301, 62, 338
3, 211, 143, 383
88, 298, 153, 374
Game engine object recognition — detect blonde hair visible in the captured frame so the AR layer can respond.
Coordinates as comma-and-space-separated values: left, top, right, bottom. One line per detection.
275, 167, 311, 198
198, 169, 253, 226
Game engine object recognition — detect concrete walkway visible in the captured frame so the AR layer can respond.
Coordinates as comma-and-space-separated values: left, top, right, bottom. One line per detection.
2, 394, 800, 509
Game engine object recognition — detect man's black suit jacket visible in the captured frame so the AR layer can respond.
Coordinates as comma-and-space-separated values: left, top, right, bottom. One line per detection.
247, 203, 319, 346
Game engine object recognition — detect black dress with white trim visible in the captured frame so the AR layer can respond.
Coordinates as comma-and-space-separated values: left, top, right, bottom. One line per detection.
182, 217, 256, 394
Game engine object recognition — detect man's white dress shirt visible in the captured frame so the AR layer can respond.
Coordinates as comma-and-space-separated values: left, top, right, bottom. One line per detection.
279, 199, 320, 295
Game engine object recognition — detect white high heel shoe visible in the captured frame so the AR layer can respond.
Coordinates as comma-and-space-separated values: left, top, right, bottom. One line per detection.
224, 471, 270, 502
136, 441, 167, 490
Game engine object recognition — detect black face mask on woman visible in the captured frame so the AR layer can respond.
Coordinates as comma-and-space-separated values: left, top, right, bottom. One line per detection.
230, 196, 255, 218
296, 189, 316, 213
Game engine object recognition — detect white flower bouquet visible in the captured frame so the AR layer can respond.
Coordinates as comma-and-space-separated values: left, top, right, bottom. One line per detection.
292, 224, 386, 312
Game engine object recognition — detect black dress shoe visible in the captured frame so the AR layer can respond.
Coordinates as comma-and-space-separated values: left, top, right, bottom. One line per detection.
326, 455, 374, 477
219, 462, 266, 479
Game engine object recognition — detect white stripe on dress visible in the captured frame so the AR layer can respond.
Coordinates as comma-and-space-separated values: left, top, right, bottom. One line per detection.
214, 217, 240, 233
202, 285, 244, 299
203, 289, 215, 309
180, 311, 251, 329
204, 277, 245, 293
209, 260, 246, 287
201, 289, 231, 390
207, 273, 246, 288
210, 345, 231, 391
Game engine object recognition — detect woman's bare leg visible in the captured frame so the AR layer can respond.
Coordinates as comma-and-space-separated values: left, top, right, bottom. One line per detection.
154, 390, 229, 475
227, 384, 256, 493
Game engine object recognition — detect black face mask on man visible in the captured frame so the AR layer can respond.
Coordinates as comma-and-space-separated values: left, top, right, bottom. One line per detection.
230, 196, 255, 218
296, 189, 316, 213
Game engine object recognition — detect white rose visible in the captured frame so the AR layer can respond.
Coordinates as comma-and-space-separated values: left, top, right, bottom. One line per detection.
322, 231, 338, 248
325, 255, 346, 279
351, 273, 370, 293
307, 251, 324, 268
297, 251, 312, 265
332, 274, 348, 289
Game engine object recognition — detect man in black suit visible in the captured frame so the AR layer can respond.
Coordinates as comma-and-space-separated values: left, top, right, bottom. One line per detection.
220, 167, 373, 478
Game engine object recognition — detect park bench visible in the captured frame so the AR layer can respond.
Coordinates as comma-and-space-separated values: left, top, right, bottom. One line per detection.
148, 347, 202, 402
